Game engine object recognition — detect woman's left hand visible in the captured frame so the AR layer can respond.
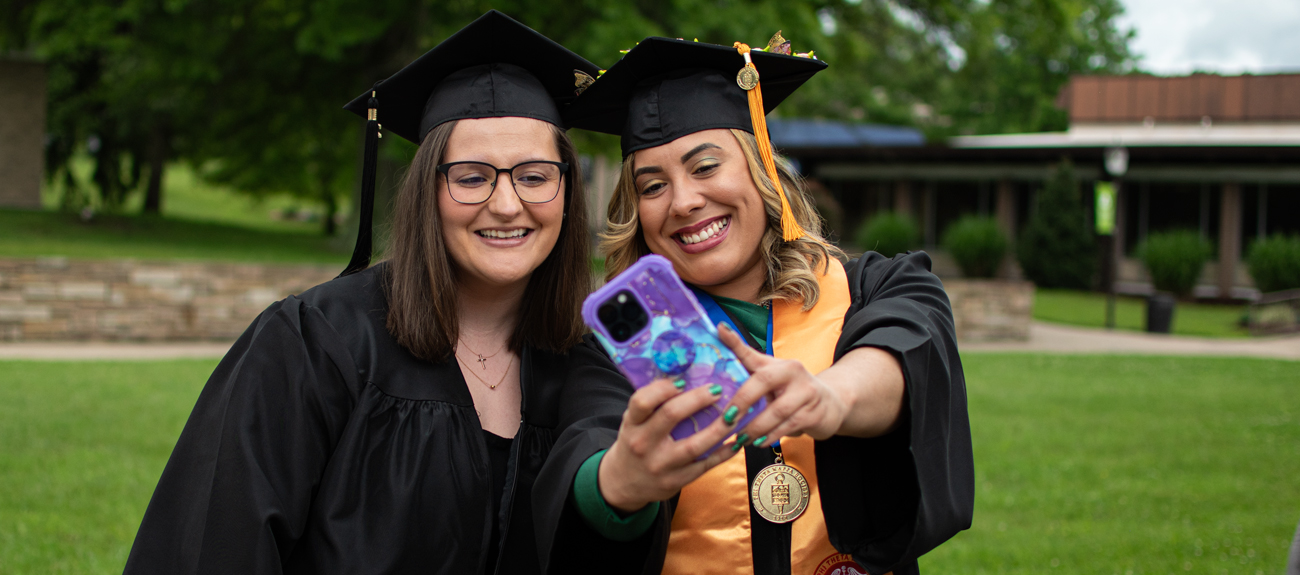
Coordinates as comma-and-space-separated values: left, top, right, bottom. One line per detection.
716, 323, 906, 446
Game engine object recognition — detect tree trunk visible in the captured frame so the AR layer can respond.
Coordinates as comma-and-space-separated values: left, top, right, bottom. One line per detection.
322, 188, 337, 236
143, 121, 170, 215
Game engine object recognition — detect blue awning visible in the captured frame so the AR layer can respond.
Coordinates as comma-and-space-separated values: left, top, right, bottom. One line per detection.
767, 118, 925, 148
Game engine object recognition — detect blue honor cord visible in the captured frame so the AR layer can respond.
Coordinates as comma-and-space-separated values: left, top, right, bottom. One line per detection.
689, 287, 778, 450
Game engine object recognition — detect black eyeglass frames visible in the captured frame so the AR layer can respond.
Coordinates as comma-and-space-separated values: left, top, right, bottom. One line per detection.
435, 160, 569, 205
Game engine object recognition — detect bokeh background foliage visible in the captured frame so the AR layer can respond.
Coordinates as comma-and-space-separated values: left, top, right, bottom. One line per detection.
1, 0, 1134, 229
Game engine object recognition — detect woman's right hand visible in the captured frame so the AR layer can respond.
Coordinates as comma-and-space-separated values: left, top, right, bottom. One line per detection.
597, 378, 743, 513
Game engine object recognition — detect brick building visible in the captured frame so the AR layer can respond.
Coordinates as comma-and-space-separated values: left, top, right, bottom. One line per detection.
776, 72, 1300, 300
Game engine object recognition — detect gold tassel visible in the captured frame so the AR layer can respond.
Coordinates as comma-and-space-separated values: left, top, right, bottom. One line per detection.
734, 42, 805, 242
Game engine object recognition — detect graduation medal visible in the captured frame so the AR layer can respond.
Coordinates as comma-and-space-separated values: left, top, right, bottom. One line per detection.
750, 445, 809, 523
736, 64, 759, 91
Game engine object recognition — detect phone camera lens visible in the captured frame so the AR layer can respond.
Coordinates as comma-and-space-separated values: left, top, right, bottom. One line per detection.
598, 303, 619, 326
600, 290, 649, 343
622, 302, 646, 323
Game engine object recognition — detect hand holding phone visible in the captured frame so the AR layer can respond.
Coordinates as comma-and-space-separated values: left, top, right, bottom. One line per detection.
583, 255, 765, 455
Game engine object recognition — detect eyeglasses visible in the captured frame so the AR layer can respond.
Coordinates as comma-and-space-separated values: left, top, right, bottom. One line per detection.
436, 160, 569, 205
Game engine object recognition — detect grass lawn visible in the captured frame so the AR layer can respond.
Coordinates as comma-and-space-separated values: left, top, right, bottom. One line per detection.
1, 355, 1296, 574
1, 160, 354, 264
1034, 289, 1250, 338
923, 354, 1299, 575
40, 158, 343, 234
0, 209, 350, 264
0, 360, 211, 573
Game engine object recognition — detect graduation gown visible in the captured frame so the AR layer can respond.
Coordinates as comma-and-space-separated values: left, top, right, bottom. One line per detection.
122, 264, 649, 575
656, 251, 974, 575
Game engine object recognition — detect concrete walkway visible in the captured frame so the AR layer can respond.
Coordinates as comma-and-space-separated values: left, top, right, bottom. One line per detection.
1, 322, 1297, 361
0, 341, 234, 360
962, 322, 1300, 360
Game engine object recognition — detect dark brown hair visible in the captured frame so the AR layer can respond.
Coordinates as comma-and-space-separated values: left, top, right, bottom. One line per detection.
384, 120, 590, 361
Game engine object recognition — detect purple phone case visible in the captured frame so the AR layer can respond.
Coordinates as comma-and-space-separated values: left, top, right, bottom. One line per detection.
583, 255, 765, 455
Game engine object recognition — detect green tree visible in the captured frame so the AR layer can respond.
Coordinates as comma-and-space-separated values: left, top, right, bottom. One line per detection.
4, 0, 1136, 232
1017, 160, 1096, 289
939, 0, 1135, 135
4, 0, 169, 213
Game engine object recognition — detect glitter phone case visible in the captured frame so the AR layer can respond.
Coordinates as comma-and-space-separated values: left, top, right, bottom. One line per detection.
583, 254, 764, 454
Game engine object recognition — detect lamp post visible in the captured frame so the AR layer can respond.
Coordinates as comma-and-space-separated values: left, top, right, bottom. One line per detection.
1100, 146, 1128, 330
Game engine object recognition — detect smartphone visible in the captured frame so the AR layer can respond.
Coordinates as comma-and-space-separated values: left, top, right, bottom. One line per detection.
583, 254, 764, 455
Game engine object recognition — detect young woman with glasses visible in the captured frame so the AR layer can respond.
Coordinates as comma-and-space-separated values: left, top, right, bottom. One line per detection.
123, 12, 648, 575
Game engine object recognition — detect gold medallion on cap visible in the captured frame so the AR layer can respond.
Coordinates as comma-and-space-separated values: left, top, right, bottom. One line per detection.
736, 66, 760, 91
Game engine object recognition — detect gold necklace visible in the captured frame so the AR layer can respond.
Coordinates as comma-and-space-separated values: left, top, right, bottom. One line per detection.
458, 338, 506, 370
456, 352, 513, 390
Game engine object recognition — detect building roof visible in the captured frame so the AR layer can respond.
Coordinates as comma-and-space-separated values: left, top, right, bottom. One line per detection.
1058, 72, 1300, 124
950, 123, 1300, 149
768, 118, 924, 149
953, 72, 1300, 149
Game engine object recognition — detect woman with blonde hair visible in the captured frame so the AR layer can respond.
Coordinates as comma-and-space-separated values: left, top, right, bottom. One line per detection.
559, 36, 975, 575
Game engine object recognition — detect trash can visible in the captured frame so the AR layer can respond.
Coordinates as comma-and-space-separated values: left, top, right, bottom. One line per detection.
1146, 292, 1175, 333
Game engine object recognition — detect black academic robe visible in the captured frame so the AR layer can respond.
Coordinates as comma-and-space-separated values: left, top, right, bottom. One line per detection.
815, 251, 974, 575
122, 264, 647, 575
540, 251, 974, 575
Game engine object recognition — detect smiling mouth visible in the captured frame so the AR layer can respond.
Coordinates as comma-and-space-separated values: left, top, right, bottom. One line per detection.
477, 228, 531, 239
677, 217, 729, 246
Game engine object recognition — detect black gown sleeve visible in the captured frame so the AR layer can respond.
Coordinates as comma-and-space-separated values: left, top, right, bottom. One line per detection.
123, 296, 361, 574
816, 251, 975, 575
532, 335, 669, 575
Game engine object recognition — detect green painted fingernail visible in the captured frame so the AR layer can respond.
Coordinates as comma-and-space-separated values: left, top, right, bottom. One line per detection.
674, 379, 686, 390
753, 435, 767, 447
708, 383, 723, 396
723, 405, 740, 425
735, 433, 749, 446
731, 440, 744, 452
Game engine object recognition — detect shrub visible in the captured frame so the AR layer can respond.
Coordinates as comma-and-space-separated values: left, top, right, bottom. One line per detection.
1247, 234, 1300, 293
1016, 161, 1096, 289
855, 212, 920, 257
942, 216, 1008, 278
1138, 230, 1212, 297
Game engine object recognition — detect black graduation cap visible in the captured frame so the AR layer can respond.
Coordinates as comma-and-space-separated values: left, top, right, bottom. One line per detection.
562, 36, 827, 158
338, 10, 600, 276
344, 10, 600, 143
563, 35, 827, 241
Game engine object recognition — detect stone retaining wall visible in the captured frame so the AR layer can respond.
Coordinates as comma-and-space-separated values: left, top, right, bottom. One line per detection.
0, 258, 339, 341
0, 258, 1033, 342
943, 279, 1034, 342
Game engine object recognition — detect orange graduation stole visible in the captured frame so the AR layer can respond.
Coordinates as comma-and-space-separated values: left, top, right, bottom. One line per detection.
662, 259, 868, 575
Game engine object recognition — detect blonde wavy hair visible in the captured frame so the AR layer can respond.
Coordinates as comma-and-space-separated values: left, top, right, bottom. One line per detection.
600, 129, 845, 310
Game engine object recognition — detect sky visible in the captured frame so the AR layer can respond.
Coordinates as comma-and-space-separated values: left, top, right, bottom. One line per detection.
1116, 0, 1300, 75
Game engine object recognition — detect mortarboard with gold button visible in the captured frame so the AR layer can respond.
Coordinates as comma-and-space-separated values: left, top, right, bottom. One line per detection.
338, 10, 601, 276
563, 33, 826, 241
